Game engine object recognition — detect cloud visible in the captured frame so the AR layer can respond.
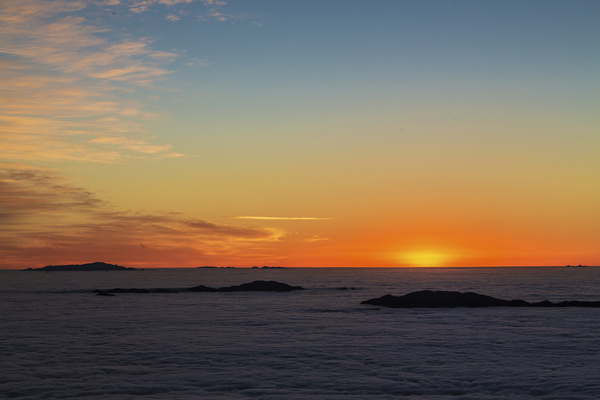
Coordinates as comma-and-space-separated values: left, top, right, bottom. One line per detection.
90, 136, 183, 156
228, 216, 333, 221
0, 163, 282, 268
0, 1, 282, 269
0, 0, 183, 162
127, 0, 194, 14
115, 0, 227, 20
196, 0, 241, 23
186, 56, 211, 67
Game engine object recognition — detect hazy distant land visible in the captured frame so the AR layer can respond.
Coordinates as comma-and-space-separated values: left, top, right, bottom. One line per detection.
23, 262, 137, 272
23, 262, 286, 271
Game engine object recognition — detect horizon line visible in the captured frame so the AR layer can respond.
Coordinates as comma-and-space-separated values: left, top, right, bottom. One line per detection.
4, 265, 597, 270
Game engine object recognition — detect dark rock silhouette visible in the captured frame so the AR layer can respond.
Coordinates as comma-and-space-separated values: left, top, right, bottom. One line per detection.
94, 280, 305, 295
96, 291, 115, 296
214, 280, 302, 292
24, 262, 137, 272
361, 290, 600, 308
186, 285, 218, 292
95, 287, 179, 294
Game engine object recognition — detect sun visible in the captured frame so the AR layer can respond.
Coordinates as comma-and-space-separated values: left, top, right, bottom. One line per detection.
401, 250, 454, 267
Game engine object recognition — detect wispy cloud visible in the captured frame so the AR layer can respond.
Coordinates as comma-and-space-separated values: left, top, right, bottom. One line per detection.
105, 0, 230, 22
0, 163, 283, 268
0, 0, 184, 162
228, 216, 333, 221
115, 0, 195, 14
0, 1, 285, 268
196, 0, 252, 23
89, 136, 180, 155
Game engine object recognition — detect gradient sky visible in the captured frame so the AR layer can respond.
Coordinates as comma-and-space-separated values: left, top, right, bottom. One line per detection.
1, 0, 599, 269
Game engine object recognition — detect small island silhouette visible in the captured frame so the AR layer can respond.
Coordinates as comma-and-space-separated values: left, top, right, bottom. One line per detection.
24, 262, 137, 272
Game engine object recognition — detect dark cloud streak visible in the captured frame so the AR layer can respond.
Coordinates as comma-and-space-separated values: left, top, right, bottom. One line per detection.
0, 163, 280, 269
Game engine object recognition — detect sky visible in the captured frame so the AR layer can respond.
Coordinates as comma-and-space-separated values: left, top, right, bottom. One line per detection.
1, 0, 599, 269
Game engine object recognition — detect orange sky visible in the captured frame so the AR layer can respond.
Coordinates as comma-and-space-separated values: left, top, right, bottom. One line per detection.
1, 1, 599, 269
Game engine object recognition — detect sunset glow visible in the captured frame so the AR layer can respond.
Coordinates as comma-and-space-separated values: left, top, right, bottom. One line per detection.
1, 0, 599, 269
401, 251, 456, 268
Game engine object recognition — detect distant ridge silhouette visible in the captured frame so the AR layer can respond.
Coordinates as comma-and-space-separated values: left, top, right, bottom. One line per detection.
94, 280, 305, 296
362, 290, 600, 308
24, 262, 137, 272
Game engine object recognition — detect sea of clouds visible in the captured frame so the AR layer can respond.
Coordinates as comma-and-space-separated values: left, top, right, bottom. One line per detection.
2, 268, 600, 399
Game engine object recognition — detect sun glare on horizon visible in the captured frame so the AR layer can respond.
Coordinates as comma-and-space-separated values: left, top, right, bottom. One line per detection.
400, 250, 455, 267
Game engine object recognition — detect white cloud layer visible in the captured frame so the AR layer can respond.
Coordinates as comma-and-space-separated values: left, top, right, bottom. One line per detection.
4, 269, 600, 399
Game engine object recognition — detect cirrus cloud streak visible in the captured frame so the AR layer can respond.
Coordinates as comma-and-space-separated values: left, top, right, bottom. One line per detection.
228, 216, 333, 221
